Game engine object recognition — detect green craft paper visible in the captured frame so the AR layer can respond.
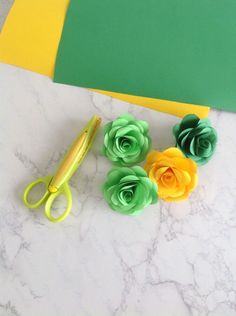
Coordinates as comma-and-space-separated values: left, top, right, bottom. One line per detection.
54, 0, 236, 112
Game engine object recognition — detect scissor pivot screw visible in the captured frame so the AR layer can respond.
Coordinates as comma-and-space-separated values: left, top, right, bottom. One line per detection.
48, 185, 58, 193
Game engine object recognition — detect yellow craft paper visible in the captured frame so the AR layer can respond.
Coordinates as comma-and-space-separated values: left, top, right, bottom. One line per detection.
0, 0, 69, 77
0, 0, 209, 118
93, 90, 209, 118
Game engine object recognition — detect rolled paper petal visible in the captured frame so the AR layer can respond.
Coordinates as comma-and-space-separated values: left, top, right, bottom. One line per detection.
145, 148, 198, 202
102, 113, 151, 166
173, 114, 217, 165
102, 166, 158, 214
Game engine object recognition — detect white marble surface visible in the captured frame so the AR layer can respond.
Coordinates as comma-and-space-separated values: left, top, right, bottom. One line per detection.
0, 63, 236, 316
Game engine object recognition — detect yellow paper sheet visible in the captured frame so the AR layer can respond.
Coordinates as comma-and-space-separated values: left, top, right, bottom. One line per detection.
92, 90, 209, 118
0, 0, 69, 77
0, 0, 209, 118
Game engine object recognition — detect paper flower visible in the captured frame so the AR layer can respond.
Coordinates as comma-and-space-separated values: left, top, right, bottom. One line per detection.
102, 166, 158, 214
102, 113, 151, 166
145, 148, 198, 202
173, 114, 217, 165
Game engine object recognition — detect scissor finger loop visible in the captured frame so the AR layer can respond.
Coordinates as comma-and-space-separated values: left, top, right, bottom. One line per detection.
44, 183, 72, 223
23, 176, 51, 209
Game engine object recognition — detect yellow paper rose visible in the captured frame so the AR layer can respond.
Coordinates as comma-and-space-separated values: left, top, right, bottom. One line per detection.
144, 148, 198, 202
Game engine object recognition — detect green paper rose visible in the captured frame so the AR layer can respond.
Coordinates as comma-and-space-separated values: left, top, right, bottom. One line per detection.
102, 166, 158, 215
102, 114, 151, 166
173, 114, 217, 165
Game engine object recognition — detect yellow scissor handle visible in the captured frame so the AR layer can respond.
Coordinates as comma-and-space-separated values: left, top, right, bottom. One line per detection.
22, 116, 101, 223
23, 176, 72, 223
23, 176, 51, 209
44, 182, 72, 223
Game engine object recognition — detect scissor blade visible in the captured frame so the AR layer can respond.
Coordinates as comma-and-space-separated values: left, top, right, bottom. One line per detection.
48, 116, 101, 192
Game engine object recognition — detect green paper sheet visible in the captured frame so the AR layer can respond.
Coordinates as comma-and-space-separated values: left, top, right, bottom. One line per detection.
54, 0, 236, 112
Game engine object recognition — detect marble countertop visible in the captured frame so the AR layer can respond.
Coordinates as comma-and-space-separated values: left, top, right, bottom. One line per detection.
0, 62, 236, 316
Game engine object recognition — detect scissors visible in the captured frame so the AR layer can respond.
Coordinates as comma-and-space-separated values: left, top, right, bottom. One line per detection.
23, 115, 102, 223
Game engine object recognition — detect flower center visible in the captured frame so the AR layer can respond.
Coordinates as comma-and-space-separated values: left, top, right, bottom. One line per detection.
123, 191, 133, 202
161, 169, 176, 187
200, 139, 210, 148
116, 137, 132, 152
118, 182, 137, 205
120, 137, 131, 149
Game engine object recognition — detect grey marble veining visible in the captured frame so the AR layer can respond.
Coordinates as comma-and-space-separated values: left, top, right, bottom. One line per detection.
0, 62, 236, 316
